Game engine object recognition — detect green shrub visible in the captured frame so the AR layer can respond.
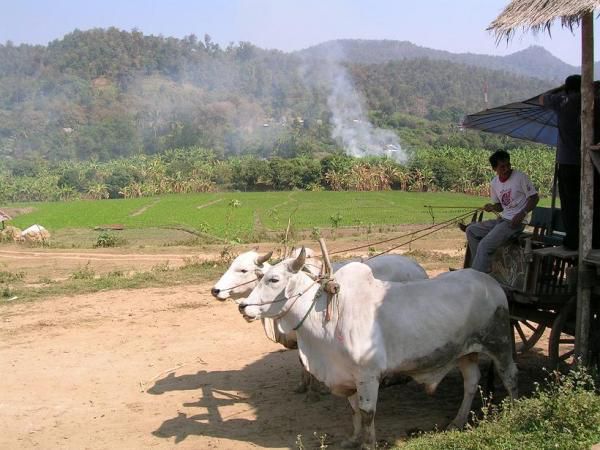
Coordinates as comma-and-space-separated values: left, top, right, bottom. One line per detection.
70, 262, 95, 280
400, 367, 600, 450
0, 270, 25, 283
107, 270, 124, 278
94, 232, 126, 248
151, 261, 171, 273
310, 227, 321, 240
429, 155, 462, 191
329, 212, 343, 228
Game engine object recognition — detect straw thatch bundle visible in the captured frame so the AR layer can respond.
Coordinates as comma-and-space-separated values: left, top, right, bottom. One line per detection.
489, 0, 600, 40
20, 224, 50, 243
0, 226, 22, 242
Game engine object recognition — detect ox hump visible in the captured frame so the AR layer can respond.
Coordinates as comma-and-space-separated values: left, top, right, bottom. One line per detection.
333, 261, 376, 284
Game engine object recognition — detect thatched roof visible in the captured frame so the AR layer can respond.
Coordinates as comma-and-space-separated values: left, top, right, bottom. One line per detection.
489, 0, 600, 40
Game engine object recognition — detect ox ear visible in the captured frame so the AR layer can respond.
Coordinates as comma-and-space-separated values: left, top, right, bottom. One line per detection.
255, 267, 266, 279
255, 251, 273, 267
290, 247, 306, 273
285, 271, 301, 300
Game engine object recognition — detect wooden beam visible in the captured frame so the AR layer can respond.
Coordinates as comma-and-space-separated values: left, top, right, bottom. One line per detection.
575, 11, 594, 365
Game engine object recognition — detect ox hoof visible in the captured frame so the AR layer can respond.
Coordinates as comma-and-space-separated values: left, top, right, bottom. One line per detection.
304, 390, 322, 403
406, 427, 423, 437
445, 420, 466, 431
294, 383, 308, 394
340, 438, 360, 448
317, 384, 331, 395
341, 438, 375, 449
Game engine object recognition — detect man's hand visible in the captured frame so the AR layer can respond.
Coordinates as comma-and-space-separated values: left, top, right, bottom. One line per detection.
511, 210, 527, 228
483, 203, 496, 212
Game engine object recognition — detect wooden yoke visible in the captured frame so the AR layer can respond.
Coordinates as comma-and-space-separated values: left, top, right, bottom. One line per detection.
318, 238, 340, 321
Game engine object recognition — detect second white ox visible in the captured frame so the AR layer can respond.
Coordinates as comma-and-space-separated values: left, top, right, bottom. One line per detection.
211, 248, 427, 303
212, 249, 430, 395
239, 249, 517, 448
211, 249, 428, 349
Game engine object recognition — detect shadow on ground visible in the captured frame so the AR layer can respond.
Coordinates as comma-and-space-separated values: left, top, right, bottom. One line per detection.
148, 346, 552, 448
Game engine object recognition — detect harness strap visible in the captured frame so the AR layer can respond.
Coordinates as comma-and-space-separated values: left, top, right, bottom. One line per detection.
221, 277, 259, 292
245, 276, 321, 323
293, 290, 321, 330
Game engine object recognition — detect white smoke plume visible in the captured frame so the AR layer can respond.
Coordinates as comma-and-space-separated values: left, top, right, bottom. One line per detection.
327, 66, 407, 163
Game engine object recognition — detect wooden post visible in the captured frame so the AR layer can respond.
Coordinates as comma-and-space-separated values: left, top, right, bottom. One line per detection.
549, 162, 559, 234
575, 11, 594, 364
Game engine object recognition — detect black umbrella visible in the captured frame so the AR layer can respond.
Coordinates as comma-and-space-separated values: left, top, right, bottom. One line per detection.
462, 89, 558, 147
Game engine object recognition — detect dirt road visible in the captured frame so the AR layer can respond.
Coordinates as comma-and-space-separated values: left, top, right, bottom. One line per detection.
0, 246, 216, 282
0, 280, 552, 449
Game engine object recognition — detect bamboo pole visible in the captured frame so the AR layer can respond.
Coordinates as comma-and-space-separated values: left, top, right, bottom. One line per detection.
575, 11, 594, 364
318, 238, 333, 277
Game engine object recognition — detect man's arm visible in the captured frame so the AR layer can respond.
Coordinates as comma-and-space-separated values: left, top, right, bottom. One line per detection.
510, 193, 540, 227
486, 183, 501, 213
483, 202, 502, 213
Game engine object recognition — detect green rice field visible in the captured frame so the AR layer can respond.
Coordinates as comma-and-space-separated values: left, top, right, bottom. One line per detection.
6, 190, 520, 240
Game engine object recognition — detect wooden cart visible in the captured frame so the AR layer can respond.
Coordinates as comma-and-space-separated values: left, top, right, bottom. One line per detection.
464, 207, 600, 368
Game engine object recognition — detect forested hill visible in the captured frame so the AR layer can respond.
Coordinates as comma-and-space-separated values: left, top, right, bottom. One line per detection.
0, 28, 553, 163
297, 39, 579, 83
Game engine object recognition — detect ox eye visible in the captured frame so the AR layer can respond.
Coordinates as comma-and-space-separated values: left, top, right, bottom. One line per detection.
269, 277, 279, 283
240, 269, 248, 273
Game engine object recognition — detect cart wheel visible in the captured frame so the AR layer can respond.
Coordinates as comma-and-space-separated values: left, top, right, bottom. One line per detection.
549, 297, 577, 369
512, 319, 546, 353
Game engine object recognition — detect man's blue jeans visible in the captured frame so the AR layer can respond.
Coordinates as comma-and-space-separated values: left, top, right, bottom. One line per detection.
466, 218, 525, 273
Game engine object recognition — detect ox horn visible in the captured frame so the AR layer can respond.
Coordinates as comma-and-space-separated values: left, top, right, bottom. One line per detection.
290, 247, 306, 273
255, 251, 273, 266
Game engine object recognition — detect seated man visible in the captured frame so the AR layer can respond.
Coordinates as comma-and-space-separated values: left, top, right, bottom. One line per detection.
465, 150, 539, 273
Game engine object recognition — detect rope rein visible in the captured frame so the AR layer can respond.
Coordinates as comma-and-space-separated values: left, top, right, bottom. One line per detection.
366, 209, 478, 260
244, 274, 322, 326
311, 208, 480, 260
425, 205, 482, 223
222, 208, 479, 292
218, 276, 260, 293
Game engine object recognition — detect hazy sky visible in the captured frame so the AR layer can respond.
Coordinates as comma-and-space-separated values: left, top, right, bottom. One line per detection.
0, 0, 593, 66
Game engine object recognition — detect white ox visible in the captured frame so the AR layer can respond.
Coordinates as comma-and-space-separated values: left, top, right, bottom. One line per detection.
212, 248, 428, 395
211, 249, 428, 348
211, 248, 427, 304
239, 249, 517, 448
211, 250, 275, 303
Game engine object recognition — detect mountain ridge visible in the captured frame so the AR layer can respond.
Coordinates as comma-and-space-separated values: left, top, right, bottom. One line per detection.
295, 39, 582, 83
0, 29, 557, 162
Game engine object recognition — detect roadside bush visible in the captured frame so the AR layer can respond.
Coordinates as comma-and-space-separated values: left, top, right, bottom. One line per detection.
401, 367, 600, 449
94, 232, 126, 248
0, 270, 25, 283
151, 261, 171, 272
1, 284, 16, 298
70, 263, 95, 280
